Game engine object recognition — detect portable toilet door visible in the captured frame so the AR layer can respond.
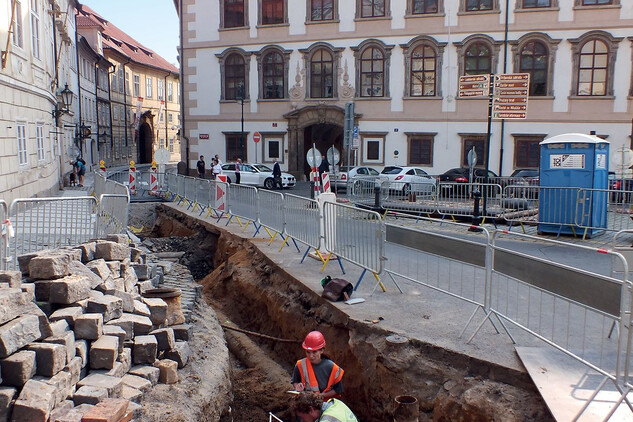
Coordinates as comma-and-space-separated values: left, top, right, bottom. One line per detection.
538, 133, 609, 238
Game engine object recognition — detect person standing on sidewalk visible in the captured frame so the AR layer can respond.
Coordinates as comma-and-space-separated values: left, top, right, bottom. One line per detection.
235, 158, 242, 184
197, 155, 206, 178
292, 331, 344, 400
272, 158, 282, 189
212, 158, 222, 180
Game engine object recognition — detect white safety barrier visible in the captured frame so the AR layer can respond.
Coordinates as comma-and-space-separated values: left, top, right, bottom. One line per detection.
227, 184, 258, 226
8, 196, 99, 268
258, 189, 285, 236
97, 194, 130, 236
283, 194, 320, 251
0, 200, 8, 270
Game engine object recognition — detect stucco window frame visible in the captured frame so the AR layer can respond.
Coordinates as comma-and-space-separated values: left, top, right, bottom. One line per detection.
573, 0, 620, 9
258, 0, 289, 26
216, 48, 252, 102
352, 39, 394, 99
515, 0, 559, 11
405, 0, 445, 17
356, 0, 392, 20
510, 32, 560, 97
406, 132, 436, 166
16, 120, 28, 168
458, 133, 488, 168
458, 0, 501, 14
220, 0, 249, 29
360, 132, 387, 165
454, 35, 502, 79
306, 0, 339, 23
255, 45, 292, 101
299, 42, 344, 100
261, 132, 287, 163
568, 31, 622, 98
402, 36, 446, 99
512, 134, 545, 169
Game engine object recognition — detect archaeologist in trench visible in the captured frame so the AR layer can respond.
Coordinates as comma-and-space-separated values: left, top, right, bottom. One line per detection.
292, 391, 358, 422
292, 331, 344, 400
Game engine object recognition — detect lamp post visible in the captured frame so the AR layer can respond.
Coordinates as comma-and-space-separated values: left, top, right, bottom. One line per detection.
51, 84, 73, 120
236, 86, 245, 160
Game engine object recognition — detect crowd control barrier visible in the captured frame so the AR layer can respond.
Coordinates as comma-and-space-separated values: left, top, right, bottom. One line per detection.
282, 194, 320, 252
0, 200, 8, 270
257, 189, 285, 241
227, 184, 258, 230
97, 194, 130, 236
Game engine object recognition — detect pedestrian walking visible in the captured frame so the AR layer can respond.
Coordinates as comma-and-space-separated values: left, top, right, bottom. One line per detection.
235, 158, 242, 184
292, 392, 358, 422
70, 156, 86, 187
292, 331, 344, 400
214, 154, 223, 166
197, 155, 206, 178
272, 158, 282, 189
212, 158, 222, 180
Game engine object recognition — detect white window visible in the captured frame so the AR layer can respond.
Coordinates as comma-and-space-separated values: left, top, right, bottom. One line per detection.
362, 136, 384, 164
118, 68, 124, 93
146, 77, 153, 98
133, 74, 140, 97
168, 113, 173, 123
159, 138, 165, 149
159, 112, 164, 122
13, 1, 23, 48
169, 137, 174, 152
111, 73, 117, 92
167, 82, 173, 102
113, 104, 118, 121
157, 79, 164, 100
30, 0, 40, 59
36, 123, 44, 161
17, 122, 28, 166
264, 137, 283, 162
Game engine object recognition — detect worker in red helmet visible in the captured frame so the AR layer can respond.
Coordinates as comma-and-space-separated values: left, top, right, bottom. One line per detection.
291, 331, 344, 400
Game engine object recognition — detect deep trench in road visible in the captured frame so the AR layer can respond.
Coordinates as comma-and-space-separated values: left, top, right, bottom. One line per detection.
130, 202, 553, 422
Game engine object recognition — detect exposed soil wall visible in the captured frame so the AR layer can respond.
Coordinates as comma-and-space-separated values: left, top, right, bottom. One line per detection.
154, 204, 553, 422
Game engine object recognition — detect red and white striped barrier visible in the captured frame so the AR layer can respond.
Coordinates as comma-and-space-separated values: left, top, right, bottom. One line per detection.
321, 172, 331, 193
128, 162, 136, 194
150, 165, 158, 191
216, 174, 227, 211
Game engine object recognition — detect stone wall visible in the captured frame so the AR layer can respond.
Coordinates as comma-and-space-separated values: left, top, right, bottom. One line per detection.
0, 234, 193, 422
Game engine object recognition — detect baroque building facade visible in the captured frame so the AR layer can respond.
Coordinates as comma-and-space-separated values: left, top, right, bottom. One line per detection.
176, 0, 633, 179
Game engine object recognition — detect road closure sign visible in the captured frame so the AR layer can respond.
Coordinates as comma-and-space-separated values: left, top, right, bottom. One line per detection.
458, 75, 490, 98
492, 73, 529, 119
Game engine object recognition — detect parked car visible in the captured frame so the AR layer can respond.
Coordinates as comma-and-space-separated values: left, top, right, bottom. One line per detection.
221, 163, 296, 189
507, 168, 539, 186
609, 171, 633, 203
331, 166, 382, 191
437, 167, 500, 197
380, 166, 436, 196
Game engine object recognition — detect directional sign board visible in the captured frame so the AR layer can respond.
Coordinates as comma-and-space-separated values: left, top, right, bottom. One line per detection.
493, 73, 530, 120
458, 75, 490, 98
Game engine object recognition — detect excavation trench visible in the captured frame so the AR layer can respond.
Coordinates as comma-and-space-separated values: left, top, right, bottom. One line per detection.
139, 203, 553, 422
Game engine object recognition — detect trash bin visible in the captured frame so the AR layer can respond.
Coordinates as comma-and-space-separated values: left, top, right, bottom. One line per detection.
538, 133, 609, 237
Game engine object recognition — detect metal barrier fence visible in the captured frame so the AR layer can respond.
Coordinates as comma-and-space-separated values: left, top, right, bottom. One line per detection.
283, 194, 320, 250
97, 194, 130, 236
227, 184, 258, 225
258, 189, 285, 235
0, 200, 8, 270
7, 196, 99, 268
322, 202, 384, 275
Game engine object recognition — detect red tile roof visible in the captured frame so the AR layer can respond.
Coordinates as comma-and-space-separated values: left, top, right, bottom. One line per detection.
76, 15, 103, 29
77, 4, 178, 74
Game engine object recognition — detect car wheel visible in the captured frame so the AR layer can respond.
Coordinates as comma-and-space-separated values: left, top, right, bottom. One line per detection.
351, 180, 362, 196
402, 183, 411, 196
264, 178, 274, 190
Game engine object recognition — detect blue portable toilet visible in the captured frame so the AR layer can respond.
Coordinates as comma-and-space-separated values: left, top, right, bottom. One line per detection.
538, 133, 609, 238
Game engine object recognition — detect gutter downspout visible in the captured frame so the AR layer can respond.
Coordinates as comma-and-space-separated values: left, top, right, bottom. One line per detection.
164, 71, 170, 150
122, 58, 131, 151
52, 1, 63, 189
95, 61, 100, 156
179, 0, 188, 173
107, 63, 115, 159
74, 12, 83, 157
498, 0, 510, 176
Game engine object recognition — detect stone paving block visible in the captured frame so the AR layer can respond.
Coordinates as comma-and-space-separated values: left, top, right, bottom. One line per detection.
89, 335, 119, 370
17, 252, 40, 276
105, 314, 151, 340
74, 242, 96, 263
69, 261, 103, 290
128, 365, 159, 386
75, 340, 88, 368
64, 356, 82, 386
171, 324, 193, 342
102, 325, 126, 353
111, 290, 135, 313
121, 374, 151, 393
156, 359, 178, 384
50, 307, 84, 329
149, 328, 175, 352
120, 385, 142, 404
95, 242, 129, 262
87, 295, 123, 323
80, 397, 129, 422
132, 300, 150, 317
20, 282, 35, 302
50, 403, 93, 422
104, 261, 121, 276
86, 259, 111, 282
132, 335, 157, 365
10, 378, 56, 422
117, 348, 131, 374
28, 253, 71, 280
37, 369, 72, 405
0, 314, 41, 358
99, 361, 127, 378
130, 248, 145, 264
49, 275, 92, 305
74, 314, 103, 340
141, 297, 167, 326
34, 279, 52, 301
1, 350, 36, 387
0, 271, 21, 288
0, 386, 16, 422
76, 374, 123, 398
26, 342, 66, 377
72, 385, 109, 406
45, 330, 76, 364
105, 234, 128, 245
48, 400, 75, 422
51, 319, 70, 336
164, 341, 191, 369
136, 281, 153, 295
122, 267, 137, 294
0, 288, 28, 326
130, 264, 149, 281
24, 301, 53, 339
103, 277, 124, 293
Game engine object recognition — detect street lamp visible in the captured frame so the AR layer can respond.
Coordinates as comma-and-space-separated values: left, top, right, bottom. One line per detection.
236, 86, 245, 160
51, 84, 73, 118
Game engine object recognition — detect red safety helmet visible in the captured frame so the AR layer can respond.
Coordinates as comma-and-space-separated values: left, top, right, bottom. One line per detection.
302, 331, 326, 351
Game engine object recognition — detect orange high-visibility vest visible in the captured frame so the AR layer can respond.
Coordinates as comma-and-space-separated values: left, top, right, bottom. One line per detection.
296, 358, 344, 394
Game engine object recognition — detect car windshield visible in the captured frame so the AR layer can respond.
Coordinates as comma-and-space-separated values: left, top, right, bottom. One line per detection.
253, 164, 272, 172
381, 166, 403, 174
339, 166, 352, 173
511, 169, 538, 178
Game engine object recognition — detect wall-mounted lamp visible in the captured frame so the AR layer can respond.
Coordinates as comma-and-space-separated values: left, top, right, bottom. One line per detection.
51, 84, 73, 118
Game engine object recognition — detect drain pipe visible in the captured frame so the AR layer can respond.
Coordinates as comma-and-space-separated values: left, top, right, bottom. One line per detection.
498, 0, 510, 176
394, 395, 419, 422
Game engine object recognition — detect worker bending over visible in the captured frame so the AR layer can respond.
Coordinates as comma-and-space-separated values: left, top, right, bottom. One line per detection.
292, 331, 343, 400
293, 392, 358, 422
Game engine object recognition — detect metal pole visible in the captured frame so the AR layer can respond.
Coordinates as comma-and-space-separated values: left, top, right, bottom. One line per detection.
240, 98, 244, 161
483, 75, 494, 217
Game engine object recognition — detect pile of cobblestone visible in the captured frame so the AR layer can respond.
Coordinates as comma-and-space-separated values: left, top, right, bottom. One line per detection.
0, 234, 194, 422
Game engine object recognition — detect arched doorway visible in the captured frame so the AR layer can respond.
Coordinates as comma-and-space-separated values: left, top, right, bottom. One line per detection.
284, 105, 358, 180
138, 121, 153, 164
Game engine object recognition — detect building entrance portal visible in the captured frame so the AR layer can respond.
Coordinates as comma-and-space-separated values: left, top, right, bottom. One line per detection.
303, 124, 343, 179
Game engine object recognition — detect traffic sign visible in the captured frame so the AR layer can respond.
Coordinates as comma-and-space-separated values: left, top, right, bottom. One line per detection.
467, 147, 477, 169
306, 147, 322, 168
327, 146, 340, 165
253, 131, 261, 143
458, 74, 490, 98
493, 111, 527, 119
492, 73, 529, 120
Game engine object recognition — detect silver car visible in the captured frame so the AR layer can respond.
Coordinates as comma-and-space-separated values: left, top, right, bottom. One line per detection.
380, 166, 436, 196
221, 163, 296, 189
331, 166, 382, 191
